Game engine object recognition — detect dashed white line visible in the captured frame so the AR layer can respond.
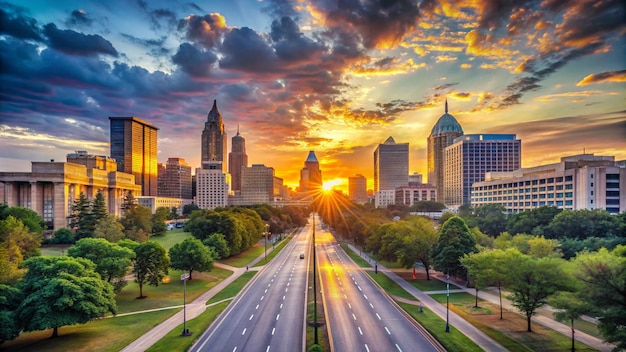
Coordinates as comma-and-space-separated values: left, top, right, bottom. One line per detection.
276, 314, 280, 320
265, 289, 268, 293
272, 327, 276, 335
266, 346, 271, 352
365, 344, 370, 352
261, 295, 264, 300
242, 328, 247, 335
385, 326, 391, 335
376, 313, 381, 320
352, 313, 357, 320
232, 347, 237, 352
255, 304, 259, 309
358, 326, 363, 335
395, 343, 403, 352
348, 303, 352, 309
363, 294, 368, 300
249, 314, 254, 320
369, 303, 374, 308
280, 303, 283, 309
283, 295, 286, 300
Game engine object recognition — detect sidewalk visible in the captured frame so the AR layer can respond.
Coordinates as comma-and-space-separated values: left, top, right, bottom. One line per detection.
428, 273, 616, 352
348, 244, 505, 352
120, 242, 276, 352
348, 244, 616, 352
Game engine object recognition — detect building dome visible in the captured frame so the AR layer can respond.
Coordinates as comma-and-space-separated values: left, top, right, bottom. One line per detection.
430, 100, 463, 136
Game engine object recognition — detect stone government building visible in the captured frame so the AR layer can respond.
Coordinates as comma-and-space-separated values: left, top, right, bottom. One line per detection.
0, 152, 141, 236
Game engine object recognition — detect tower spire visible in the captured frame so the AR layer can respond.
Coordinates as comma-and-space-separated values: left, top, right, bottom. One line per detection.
445, 98, 448, 114
237, 124, 240, 136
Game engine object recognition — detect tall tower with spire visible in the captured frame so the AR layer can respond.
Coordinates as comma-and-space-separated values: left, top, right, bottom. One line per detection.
299, 151, 322, 192
201, 100, 227, 171
427, 99, 463, 202
228, 125, 248, 193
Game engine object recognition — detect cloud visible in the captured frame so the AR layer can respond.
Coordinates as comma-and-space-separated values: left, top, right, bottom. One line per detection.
65, 9, 94, 27
577, 70, 626, 86
219, 27, 279, 72
270, 16, 327, 62
43, 23, 119, 57
172, 43, 217, 78
0, 4, 43, 41
178, 13, 229, 49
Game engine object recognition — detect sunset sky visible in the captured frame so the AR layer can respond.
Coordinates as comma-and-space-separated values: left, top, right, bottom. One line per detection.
1, 0, 625, 192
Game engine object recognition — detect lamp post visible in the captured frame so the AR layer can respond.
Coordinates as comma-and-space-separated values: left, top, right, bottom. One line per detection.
312, 214, 318, 344
264, 223, 269, 262
181, 273, 190, 336
446, 272, 450, 333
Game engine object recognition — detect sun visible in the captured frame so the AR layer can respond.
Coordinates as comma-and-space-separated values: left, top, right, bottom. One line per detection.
322, 179, 343, 191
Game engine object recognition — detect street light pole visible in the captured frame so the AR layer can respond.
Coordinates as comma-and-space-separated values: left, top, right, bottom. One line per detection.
313, 214, 318, 344
264, 223, 269, 262
446, 272, 450, 333
181, 273, 190, 336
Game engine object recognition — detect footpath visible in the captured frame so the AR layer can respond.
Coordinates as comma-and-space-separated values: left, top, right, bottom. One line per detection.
347, 244, 616, 352
120, 243, 276, 352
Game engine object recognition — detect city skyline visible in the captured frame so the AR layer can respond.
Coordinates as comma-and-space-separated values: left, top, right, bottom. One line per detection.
1, 0, 625, 193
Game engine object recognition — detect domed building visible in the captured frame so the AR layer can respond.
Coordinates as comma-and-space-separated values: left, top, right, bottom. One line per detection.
427, 99, 463, 202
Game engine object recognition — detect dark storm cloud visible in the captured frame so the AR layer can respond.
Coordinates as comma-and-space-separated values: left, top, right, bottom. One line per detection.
65, 9, 94, 27
262, 0, 299, 18
172, 43, 218, 78
313, 0, 421, 49
219, 83, 257, 102
178, 13, 228, 49
271, 17, 326, 62
474, 0, 535, 31
0, 4, 43, 41
219, 27, 279, 71
43, 23, 119, 57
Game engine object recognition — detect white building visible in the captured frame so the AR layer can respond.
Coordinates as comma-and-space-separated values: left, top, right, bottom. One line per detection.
395, 185, 437, 206
136, 196, 193, 214
196, 161, 230, 209
471, 154, 625, 214
375, 190, 395, 208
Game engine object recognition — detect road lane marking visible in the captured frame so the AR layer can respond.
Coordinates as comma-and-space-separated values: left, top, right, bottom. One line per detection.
261, 295, 264, 300
363, 294, 368, 300
232, 347, 237, 352
256, 304, 259, 309
369, 303, 374, 308
376, 313, 381, 320
348, 303, 352, 309
272, 328, 275, 335
365, 344, 370, 352
352, 313, 357, 320
358, 326, 363, 335
396, 344, 403, 351
276, 314, 280, 320
242, 328, 246, 335
385, 327, 391, 335
283, 295, 286, 300
266, 346, 270, 352
280, 303, 283, 309
249, 314, 254, 320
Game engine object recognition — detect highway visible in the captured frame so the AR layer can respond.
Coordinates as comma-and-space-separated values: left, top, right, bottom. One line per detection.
189, 225, 311, 352
314, 219, 443, 352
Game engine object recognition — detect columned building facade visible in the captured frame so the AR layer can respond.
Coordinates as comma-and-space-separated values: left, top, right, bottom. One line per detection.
427, 100, 463, 202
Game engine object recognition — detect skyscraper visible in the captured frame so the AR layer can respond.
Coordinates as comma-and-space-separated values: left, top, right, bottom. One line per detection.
109, 116, 159, 196
299, 151, 322, 192
373, 136, 409, 192
444, 134, 521, 206
427, 100, 463, 202
201, 99, 227, 171
228, 125, 248, 193
196, 160, 230, 209
159, 158, 192, 199
241, 164, 275, 204
348, 174, 368, 204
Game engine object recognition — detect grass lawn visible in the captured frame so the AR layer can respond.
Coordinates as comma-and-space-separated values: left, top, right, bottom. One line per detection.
207, 271, 256, 304
366, 272, 416, 301
219, 243, 266, 267
150, 229, 191, 250
115, 267, 232, 314
377, 259, 403, 269
398, 302, 483, 352
40, 244, 70, 256
253, 235, 292, 267
146, 301, 230, 352
410, 277, 459, 291
2, 309, 176, 352
340, 243, 371, 267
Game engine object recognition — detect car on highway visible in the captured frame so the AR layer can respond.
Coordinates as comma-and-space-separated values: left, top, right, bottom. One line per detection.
299, 253, 304, 259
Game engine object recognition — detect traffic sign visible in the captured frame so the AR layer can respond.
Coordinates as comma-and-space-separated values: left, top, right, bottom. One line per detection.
181, 273, 190, 280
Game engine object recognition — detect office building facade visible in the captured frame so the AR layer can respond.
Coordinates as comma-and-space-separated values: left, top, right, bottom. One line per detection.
374, 136, 409, 192
109, 116, 159, 196
427, 100, 463, 202
395, 185, 438, 206
348, 174, 368, 204
444, 134, 521, 207
201, 100, 227, 171
471, 154, 625, 214
228, 126, 248, 193
159, 158, 192, 199
195, 161, 230, 209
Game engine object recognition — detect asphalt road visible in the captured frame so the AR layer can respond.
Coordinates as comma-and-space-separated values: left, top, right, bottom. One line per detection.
315, 223, 442, 352
189, 226, 311, 352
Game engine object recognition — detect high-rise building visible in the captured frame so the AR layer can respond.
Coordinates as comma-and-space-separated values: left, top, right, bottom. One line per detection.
241, 164, 275, 204
374, 136, 409, 192
196, 161, 230, 209
395, 184, 437, 205
444, 134, 521, 207
159, 158, 192, 199
348, 174, 368, 204
228, 126, 248, 193
427, 100, 463, 202
299, 151, 322, 192
109, 116, 159, 196
472, 154, 625, 214
408, 172, 423, 186
201, 100, 227, 171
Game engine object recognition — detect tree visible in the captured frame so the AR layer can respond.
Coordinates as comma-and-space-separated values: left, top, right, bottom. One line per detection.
0, 205, 45, 234
68, 238, 135, 292
544, 209, 619, 240
572, 246, 626, 349
169, 237, 214, 280
69, 192, 96, 240
92, 191, 108, 221
549, 291, 590, 352
506, 255, 572, 332
395, 216, 438, 280
0, 215, 41, 260
94, 215, 125, 242
133, 241, 170, 298
506, 206, 561, 236
169, 207, 179, 220
182, 203, 199, 217
431, 216, 477, 279
203, 233, 230, 259
472, 204, 507, 237
121, 205, 153, 242
51, 228, 74, 244
16, 256, 116, 337
152, 207, 170, 236
121, 190, 137, 214
0, 284, 22, 343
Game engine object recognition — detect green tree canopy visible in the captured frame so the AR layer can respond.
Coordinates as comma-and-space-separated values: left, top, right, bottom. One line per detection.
395, 216, 438, 280
94, 215, 125, 242
15, 256, 116, 338
0, 215, 41, 260
572, 246, 626, 349
506, 206, 562, 236
431, 216, 477, 279
0, 284, 22, 343
51, 228, 74, 244
169, 237, 214, 280
121, 205, 153, 242
69, 192, 96, 240
68, 238, 135, 292
133, 241, 170, 298
152, 207, 170, 236
544, 209, 620, 240
203, 233, 230, 259
0, 204, 45, 234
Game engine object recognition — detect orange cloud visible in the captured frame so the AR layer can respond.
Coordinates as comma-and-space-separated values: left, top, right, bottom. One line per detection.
577, 70, 626, 86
